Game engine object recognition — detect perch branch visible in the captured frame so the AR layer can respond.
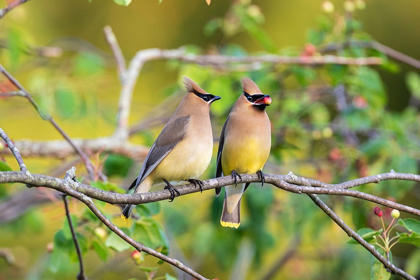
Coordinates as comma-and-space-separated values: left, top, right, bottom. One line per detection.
0, 131, 417, 280
1, 171, 419, 217
308, 194, 416, 280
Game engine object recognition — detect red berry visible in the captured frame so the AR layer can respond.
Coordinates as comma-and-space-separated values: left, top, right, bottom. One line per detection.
374, 206, 383, 217
304, 44, 317, 56
130, 250, 142, 261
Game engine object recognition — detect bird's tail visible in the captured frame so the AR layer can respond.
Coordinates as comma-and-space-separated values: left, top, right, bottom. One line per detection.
122, 204, 136, 220
121, 177, 153, 220
220, 184, 245, 229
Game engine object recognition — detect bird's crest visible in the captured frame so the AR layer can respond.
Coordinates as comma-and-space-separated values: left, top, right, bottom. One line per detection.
241, 77, 262, 94
183, 76, 206, 94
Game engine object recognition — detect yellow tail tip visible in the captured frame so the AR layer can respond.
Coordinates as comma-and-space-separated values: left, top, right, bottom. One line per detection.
220, 220, 240, 229
121, 214, 128, 222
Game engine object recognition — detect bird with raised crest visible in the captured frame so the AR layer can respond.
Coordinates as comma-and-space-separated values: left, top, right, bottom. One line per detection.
122, 77, 221, 219
215, 77, 272, 228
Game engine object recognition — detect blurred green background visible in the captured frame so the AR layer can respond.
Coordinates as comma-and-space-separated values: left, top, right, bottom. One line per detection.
1, 0, 420, 279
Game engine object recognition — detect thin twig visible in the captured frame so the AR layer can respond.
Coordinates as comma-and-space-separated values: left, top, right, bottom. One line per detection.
103, 26, 126, 81
1, 171, 420, 217
62, 167, 208, 280
321, 40, 420, 70
0, 128, 28, 173
0, 137, 149, 160
0, 65, 104, 181
62, 194, 88, 280
0, 248, 15, 265
307, 194, 416, 280
0, 0, 29, 19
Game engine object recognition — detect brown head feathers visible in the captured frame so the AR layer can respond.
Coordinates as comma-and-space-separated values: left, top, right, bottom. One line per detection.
183, 76, 206, 94
241, 77, 262, 94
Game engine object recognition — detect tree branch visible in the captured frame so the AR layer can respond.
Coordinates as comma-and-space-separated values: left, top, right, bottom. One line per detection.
307, 194, 416, 280
62, 167, 208, 280
113, 46, 383, 140
0, 127, 418, 279
62, 193, 88, 280
1, 171, 419, 217
0, 0, 29, 19
103, 26, 126, 82
0, 128, 28, 173
0, 137, 149, 160
321, 40, 420, 70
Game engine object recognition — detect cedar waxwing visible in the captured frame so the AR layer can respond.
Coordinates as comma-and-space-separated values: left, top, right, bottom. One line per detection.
215, 77, 271, 228
122, 77, 221, 219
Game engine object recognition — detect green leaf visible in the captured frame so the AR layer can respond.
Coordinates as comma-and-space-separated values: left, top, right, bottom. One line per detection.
103, 154, 134, 178
347, 228, 383, 244
135, 202, 161, 217
165, 273, 178, 280
371, 249, 391, 280
62, 214, 78, 240
406, 71, 420, 99
54, 230, 73, 250
242, 19, 277, 53
399, 218, 420, 234
133, 217, 169, 253
406, 249, 420, 276
139, 266, 158, 272
74, 52, 105, 76
91, 181, 125, 194
397, 232, 420, 247
0, 161, 13, 171
54, 86, 80, 119
7, 28, 24, 67
290, 66, 317, 87
92, 240, 109, 261
105, 228, 131, 252
113, 0, 132, 6
49, 246, 68, 273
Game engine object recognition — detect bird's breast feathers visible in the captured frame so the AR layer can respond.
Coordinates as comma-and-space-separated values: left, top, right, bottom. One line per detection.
221, 136, 270, 175
152, 120, 213, 181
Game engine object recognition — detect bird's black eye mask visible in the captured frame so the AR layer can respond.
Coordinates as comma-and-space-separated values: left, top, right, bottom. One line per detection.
192, 89, 221, 103
244, 92, 265, 103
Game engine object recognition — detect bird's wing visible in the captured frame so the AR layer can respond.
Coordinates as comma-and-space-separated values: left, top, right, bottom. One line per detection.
129, 115, 190, 191
215, 115, 230, 196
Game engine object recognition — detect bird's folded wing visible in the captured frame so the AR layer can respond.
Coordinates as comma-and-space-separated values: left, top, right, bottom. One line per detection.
215, 115, 230, 196
129, 115, 190, 190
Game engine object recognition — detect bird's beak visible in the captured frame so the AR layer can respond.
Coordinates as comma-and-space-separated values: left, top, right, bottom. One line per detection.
210, 95, 222, 103
254, 95, 271, 106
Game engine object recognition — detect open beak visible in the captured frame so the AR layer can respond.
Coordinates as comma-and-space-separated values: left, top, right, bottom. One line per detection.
210, 95, 222, 103
254, 95, 271, 106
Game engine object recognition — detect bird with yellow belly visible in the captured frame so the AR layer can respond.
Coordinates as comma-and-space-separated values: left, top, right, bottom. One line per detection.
216, 77, 272, 228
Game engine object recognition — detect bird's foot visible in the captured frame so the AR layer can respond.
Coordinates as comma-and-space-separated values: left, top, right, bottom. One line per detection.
163, 179, 180, 202
231, 170, 242, 187
188, 179, 205, 193
257, 170, 265, 187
